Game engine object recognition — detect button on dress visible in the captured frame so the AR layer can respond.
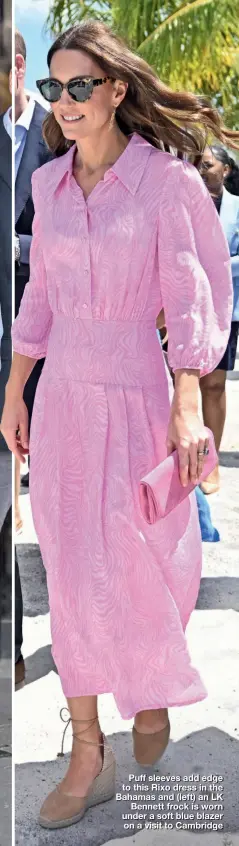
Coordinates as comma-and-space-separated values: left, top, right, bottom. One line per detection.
12, 134, 232, 718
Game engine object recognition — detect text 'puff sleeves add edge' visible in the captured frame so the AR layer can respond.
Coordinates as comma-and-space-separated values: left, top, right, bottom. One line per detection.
12, 169, 53, 360
157, 159, 233, 377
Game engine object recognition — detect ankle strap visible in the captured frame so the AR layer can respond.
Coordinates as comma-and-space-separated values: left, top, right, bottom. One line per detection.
57, 707, 104, 758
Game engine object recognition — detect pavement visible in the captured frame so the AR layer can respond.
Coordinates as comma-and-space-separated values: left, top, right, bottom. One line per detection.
0, 659, 12, 846
0, 452, 12, 846
15, 356, 239, 846
0, 452, 12, 534
0, 451, 12, 662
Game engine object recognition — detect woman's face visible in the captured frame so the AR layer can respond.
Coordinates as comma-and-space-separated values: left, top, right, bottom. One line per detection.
49, 48, 126, 141
201, 148, 229, 196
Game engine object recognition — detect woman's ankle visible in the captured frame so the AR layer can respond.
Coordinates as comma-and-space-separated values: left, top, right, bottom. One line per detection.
134, 708, 168, 732
71, 718, 102, 745
61, 744, 103, 796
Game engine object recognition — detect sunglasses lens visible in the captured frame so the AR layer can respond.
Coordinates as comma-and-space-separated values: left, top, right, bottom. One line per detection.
38, 80, 62, 102
68, 79, 93, 102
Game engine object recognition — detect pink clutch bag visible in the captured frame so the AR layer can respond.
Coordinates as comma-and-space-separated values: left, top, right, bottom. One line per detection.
139, 428, 217, 525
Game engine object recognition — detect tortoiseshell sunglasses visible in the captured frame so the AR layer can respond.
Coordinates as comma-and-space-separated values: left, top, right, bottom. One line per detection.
36, 75, 111, 104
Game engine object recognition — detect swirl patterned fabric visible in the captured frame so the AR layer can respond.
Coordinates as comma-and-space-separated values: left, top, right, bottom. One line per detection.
12, 133, 232, 718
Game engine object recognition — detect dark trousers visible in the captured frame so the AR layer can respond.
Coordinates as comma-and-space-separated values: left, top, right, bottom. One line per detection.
15, 548, 23, 664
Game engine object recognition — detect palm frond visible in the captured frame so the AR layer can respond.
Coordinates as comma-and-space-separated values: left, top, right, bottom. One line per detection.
47, 0, 112, 35
138, 0, 239, 74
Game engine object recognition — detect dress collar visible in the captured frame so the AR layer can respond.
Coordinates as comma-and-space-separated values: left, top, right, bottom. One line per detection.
47, 132, 154, 197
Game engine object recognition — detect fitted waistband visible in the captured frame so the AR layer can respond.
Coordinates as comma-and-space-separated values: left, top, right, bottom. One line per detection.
44, 314, 163, 387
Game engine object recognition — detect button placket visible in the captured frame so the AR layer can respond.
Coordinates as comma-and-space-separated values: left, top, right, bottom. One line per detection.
81, 214, 91, 315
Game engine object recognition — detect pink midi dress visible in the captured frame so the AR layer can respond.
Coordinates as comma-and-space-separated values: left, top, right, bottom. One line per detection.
12, 133, 232, 718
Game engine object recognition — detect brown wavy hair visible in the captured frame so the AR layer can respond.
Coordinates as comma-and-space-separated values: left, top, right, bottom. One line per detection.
43, 19, 239, 162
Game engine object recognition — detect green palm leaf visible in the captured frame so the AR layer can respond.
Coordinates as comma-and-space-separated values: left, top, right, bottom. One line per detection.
47, 0, 112, 33
137, 0, 239, 81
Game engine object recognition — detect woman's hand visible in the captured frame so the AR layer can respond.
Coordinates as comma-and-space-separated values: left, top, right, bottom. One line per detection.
0, 391, 29, 462
167, 406, 209, 487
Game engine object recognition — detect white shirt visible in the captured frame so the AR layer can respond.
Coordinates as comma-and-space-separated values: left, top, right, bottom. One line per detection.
3, 97, 35, 178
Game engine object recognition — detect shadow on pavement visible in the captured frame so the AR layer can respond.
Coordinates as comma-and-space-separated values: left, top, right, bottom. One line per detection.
23, 645, 57, 687
20, 486, 29, 497
16, 544, 49, 617
227, 370, 239, 381
15, 726, 239, 845
196, 577, 239, 611
219, 452, 239, 469
0, 670, 11, 846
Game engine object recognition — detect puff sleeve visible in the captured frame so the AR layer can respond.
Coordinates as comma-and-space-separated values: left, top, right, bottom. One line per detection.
158, 161, 233, 376
12, 172, 53, 359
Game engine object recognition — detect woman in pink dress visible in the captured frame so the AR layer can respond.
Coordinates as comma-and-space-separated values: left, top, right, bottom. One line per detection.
1, 20, 236, 831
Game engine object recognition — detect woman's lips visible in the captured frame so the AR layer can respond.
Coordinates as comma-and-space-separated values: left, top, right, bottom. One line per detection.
61, 115, 85, 123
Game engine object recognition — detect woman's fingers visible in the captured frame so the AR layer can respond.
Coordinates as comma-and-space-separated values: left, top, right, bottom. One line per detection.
16, 432, 29, 463
178, 440, 190, 487
189, 439, 199, 483
166, 437, 174, 456
196, 437, 206, 480
19, 417, 29, 451
4, 429, 18, 455
15, 447, 27, 464
166, 410, 210, 487
0, 414, 29, 462
180, 434, 209, 486
2, 429, 24, 462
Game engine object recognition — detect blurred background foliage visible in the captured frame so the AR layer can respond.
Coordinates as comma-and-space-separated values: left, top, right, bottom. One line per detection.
46, 0, 239, 131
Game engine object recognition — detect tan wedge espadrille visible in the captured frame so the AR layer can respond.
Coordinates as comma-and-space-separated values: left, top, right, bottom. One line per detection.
39, 711, 116, 830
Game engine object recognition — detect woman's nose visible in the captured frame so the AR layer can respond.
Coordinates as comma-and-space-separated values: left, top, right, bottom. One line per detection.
59, 87, 72, 105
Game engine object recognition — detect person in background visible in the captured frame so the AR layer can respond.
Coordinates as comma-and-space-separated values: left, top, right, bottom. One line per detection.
224, 153, 239, 197
2, 29, 53, 690
200, 146, 239, 494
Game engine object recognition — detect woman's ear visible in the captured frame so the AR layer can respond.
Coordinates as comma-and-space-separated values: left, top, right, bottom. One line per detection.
113, 79, 128, 108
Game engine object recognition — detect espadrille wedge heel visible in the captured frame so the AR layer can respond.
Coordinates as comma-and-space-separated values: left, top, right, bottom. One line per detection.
39, 711, 116, 830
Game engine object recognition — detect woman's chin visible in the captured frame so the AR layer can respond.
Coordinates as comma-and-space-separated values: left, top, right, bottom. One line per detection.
61, 121, 89, 141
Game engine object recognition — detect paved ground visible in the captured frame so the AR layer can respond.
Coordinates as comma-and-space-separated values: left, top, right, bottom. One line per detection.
0, 452, 12, 846
0, 659, 12, 846
0, 453, 12, 534
0, 451, 12, 662
15, 357, 239, 846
